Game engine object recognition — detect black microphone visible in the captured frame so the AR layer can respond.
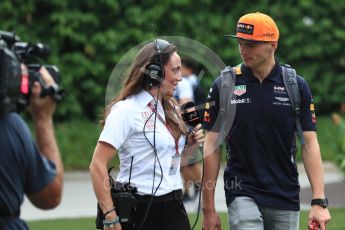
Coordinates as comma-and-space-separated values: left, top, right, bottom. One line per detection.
181, 101, 201, 128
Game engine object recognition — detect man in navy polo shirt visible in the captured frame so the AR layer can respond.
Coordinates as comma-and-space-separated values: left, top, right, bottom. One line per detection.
201, 12, 331, 230
0, 67, 64, 229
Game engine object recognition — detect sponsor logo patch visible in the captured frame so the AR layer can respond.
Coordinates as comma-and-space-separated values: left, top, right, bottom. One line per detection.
237, 23, 254, 35
310, 101, 316, 123
141, 111, 152, 119
145, 120, 155, 129
207, 88, 213, 99
275, 97, 290, 102
205, 102, 210, 109
233, 85, 246, 96
273, 101, 291, 106
263, 32, 275, 38
203, 111, 210, 122
273, 86, 287, 94
312, 112, 316, 123
141, 111, 155, 129
230, 98, 251, 104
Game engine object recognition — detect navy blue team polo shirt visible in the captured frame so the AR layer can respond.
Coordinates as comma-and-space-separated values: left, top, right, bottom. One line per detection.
203, 62, 317, 211
0, 113, 56, 229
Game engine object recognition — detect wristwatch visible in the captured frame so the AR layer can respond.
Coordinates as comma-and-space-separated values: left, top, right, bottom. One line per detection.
311, 198, 328, 208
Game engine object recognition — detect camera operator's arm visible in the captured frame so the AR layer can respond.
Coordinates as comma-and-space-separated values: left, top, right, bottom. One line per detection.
27, 67, 64, 209
90, 142, 122, 230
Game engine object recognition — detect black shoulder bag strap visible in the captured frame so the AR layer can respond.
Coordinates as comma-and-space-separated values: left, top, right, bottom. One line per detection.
281, 64, 305, 145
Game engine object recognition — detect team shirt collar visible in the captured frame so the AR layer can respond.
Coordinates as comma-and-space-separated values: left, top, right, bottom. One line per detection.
136, 89, 165, 118
241, 61, 282, 82
136, 90, 158, 107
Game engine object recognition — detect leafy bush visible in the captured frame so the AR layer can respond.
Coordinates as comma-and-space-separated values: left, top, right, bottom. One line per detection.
54, 119, 100, 170
1, 0, 345, 121
330, 113, 345, 174
53, 119, 121, 170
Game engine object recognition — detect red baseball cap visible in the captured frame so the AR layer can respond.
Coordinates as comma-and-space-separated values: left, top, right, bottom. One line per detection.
225, 12, 279, 42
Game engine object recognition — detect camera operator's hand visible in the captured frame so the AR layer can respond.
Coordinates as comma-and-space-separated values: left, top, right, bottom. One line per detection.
30, 66, 56, 122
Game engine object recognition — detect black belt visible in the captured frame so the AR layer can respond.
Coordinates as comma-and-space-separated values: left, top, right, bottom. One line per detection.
134, 189, 182, 203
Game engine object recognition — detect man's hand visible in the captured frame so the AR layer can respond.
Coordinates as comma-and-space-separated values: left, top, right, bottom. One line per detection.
30, 66, 56, 122
202, 209, 221, 230
308, 205, 331, 230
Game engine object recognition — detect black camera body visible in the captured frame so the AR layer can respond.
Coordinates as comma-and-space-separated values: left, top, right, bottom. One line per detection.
0, 31, 63, 116
96, 179, 137, 230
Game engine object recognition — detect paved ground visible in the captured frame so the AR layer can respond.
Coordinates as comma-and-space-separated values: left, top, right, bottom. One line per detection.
21, 162, 344, 221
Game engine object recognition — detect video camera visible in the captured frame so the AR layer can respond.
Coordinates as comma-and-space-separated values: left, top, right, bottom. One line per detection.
0, 30, 63, 116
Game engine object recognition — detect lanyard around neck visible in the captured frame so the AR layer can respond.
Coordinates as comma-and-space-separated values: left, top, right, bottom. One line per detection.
147, 102, 179, 156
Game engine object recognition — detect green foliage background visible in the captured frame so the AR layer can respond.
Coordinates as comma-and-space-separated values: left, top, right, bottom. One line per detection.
1, 0, 344, 121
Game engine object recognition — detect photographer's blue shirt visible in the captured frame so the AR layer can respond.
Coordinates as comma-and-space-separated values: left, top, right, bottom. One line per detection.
203, 63, 317, 211
0, 113, 56, 229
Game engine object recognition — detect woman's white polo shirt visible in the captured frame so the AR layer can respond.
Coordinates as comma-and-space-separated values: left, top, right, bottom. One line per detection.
99, 90, 186, 195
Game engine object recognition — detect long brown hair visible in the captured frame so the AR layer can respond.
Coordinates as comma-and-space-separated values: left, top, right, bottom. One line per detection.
100, 41, 187, 139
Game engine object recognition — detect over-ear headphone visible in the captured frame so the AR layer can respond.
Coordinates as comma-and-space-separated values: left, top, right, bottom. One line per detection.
144, 39, 170, 87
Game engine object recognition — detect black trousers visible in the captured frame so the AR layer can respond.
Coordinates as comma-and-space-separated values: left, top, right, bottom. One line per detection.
133, 191, 191, 230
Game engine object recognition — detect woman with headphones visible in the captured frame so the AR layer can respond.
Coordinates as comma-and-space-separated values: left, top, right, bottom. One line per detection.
90, 39, 204, 230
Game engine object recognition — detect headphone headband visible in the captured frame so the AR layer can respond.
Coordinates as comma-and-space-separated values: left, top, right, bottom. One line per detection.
154, 39, 170, 55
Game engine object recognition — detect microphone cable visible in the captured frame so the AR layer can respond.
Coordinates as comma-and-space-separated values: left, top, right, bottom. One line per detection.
137, 89, 163, 230
191, 145, 204, 230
